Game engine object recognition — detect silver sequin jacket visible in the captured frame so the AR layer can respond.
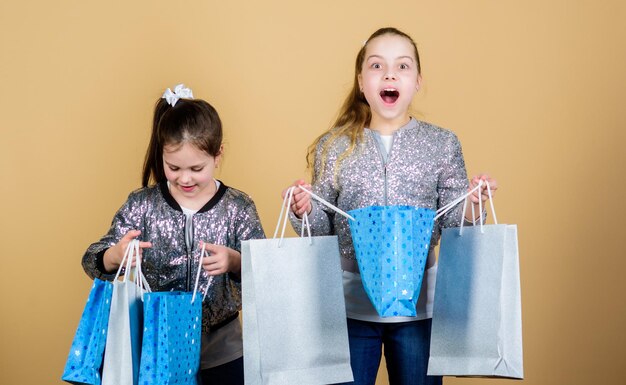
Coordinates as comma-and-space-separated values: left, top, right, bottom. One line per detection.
82, 181, 265, 331
291, 118, 470, 272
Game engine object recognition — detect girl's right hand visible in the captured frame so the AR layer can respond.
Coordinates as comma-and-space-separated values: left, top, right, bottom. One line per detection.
103, 230, 152, 273
282, 179, 312, 218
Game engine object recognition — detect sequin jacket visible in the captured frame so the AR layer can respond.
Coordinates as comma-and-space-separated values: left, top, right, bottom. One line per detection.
82, 181, 265, 331
291, 118, 469, 272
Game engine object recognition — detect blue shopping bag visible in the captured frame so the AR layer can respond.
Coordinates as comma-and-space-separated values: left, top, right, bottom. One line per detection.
138, 246, 206, 385
62, 278, 114, 385
348, 206, 435, 317
138, 291, 202, 385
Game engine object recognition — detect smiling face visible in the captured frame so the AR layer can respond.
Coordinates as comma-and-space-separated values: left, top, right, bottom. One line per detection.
358, 33, 421, 132
163, 142, 221, 210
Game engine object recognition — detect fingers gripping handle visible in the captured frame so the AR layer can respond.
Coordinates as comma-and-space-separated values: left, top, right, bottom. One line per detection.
297, 185, 355, 221
272, 186, 296, 247
273, 185, 354, 246
112, 239, 151, 299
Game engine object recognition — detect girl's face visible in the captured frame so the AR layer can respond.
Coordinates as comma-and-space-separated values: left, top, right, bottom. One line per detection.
358, 34, 421, 131
163, 142, 221, 209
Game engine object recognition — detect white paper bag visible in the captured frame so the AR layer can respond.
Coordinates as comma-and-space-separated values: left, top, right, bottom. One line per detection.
242, 187, 354, 385
428, 187, 523, 379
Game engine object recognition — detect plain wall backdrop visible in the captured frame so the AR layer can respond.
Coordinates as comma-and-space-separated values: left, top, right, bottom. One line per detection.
1, 1, 624, 384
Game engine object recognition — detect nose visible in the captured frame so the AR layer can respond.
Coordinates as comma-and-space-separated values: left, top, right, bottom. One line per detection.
384, 72, 397, 81
180, 170, 192, 184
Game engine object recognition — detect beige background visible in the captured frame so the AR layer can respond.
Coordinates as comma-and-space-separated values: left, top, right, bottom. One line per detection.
1, 1, 624, 384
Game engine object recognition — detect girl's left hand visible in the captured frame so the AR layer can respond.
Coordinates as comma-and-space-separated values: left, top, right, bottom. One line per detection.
468, 173, 498, 204
200, 242, 241, 276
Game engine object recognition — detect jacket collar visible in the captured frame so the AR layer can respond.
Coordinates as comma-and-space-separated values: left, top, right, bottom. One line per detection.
364, 117, 419, 136
159, 180, 228, 214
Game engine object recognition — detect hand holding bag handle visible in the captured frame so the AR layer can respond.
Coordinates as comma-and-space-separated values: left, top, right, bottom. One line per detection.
274, 185, 354, 247
113, 239, 151, 299
457, 180, 497, 235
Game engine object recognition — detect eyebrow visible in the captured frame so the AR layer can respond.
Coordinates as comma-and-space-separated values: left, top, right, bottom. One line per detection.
163, 160, 206, 168
366, 54, 415, 62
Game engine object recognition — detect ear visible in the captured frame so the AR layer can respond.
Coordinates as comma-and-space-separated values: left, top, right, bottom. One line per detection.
416, 74, 422, 91
215, 145, 224, 168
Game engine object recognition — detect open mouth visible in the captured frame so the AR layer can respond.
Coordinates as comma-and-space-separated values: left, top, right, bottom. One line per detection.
380, 89, 399, 104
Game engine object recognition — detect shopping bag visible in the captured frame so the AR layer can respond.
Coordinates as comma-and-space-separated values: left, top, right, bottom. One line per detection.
137, 245, 207, 385
428, 183, 524, 379
62, 278, 114, 385
102, 240, 148, 385
348, 205, 435, 317
241, 187, 353, 385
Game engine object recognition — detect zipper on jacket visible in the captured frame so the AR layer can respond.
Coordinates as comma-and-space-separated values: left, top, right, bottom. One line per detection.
383, 164, 388, 205
186, 247, 192, 292
185, 213, 194, 292
372, 131, 393, 206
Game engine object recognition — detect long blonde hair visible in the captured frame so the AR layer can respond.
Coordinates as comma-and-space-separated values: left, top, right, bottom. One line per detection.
307, 27, 421, 183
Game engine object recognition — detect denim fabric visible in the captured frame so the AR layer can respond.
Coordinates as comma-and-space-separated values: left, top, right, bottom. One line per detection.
200, 357, 243, 385
344, 318, 442, 385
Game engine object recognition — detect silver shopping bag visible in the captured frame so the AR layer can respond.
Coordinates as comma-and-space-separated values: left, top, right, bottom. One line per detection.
428, 188, 523, 379
241, 187, 353, 385
102, 240, 149, 385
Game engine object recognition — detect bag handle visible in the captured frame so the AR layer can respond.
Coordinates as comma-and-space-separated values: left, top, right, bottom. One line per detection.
458, 180, 497, 235
273, 186, 296, 242
113, 239, 135, 282
272, 185, 354, 247
133, 240, 151, 297
434, 181, 483, 221
112, 239, 151, 299
273, 186, 314, 247
191, 243, 214, 303
297, 185, 355, 221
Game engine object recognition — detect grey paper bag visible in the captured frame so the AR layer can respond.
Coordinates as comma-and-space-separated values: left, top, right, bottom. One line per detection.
242, 187, 353, 385
102, 240, 146, 385
428, 221, 523, 379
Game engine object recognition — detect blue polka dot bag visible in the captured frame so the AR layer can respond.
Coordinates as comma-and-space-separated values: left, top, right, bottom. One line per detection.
62, 278, 114, 384
137, 246, 206, 385
348, 205, 435, 317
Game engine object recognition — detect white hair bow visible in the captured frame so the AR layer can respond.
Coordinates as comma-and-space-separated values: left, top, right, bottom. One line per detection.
162, 84, 194, 106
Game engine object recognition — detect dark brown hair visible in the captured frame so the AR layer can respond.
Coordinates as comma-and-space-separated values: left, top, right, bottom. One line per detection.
142, 97, 222, 187
307, 27, 421, 182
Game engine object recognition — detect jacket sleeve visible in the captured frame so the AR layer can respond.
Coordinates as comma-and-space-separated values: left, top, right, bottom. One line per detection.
81, 192, 144, 281
232, 199, 266, 252
436, 131, 470, 231
290, 134, 339, 236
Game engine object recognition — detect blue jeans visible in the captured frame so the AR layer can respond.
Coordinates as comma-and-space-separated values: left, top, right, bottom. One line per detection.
199, 356, 244, 385
342, 318, 442, 385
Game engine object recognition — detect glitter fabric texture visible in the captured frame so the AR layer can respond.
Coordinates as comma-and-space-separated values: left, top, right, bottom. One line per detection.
291, 118, 470, 273
82, 181, 266, 331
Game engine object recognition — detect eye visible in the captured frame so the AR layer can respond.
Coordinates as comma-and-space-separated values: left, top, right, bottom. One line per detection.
168, 166, 180, 171
371, 63, 382, 69
399, 63, 410, 70
191, 167, 204, 172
